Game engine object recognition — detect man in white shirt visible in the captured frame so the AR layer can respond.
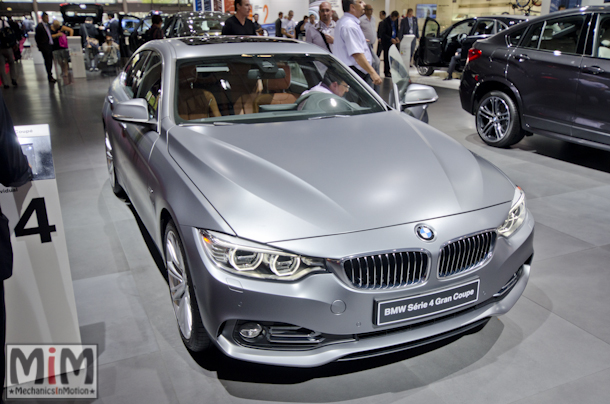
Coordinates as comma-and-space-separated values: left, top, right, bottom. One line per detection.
334, 0, 381, 86
359, 3, 376, 45
305, 2, 336, 53
281, 10, 296, 39
359, 3, 380, 91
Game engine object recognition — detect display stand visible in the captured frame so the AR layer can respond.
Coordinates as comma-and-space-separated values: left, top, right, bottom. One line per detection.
68, 36, 86, 78
0, 124, 81, 387
400, 34, 415, 68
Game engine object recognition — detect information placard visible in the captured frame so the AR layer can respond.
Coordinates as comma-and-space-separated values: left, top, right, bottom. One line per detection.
0, 124, 81, 387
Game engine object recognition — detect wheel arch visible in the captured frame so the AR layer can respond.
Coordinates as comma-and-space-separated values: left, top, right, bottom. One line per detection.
473, 78, 524, 127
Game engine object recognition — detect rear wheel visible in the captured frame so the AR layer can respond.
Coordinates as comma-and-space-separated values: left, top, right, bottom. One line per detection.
476, 91, 524, 148
164, 220, 211, 352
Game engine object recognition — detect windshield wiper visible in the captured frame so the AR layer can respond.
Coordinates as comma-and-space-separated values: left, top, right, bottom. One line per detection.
308, 114, 350, 120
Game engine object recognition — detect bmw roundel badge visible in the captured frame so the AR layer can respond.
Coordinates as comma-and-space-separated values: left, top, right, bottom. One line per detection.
415, 225, 435, 241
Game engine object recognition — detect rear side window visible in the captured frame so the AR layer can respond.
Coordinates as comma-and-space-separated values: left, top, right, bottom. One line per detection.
539, 16, 586, 54
521, 22, 544, 49
472, 20, 495, 36
521, 16, 586, 54
594, 15, 610, 59
506, 26, 527, 47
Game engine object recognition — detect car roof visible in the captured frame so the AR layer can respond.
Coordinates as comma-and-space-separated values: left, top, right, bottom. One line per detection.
144, 36, 330, 59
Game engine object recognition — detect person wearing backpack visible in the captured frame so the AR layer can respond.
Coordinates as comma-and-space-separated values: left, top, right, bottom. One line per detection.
0, 18, 18, 88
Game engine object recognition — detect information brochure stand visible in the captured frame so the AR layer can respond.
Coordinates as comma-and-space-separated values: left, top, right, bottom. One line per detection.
68, 36, 86, 79
400, 34, 416, 69
0, 125, 81, 387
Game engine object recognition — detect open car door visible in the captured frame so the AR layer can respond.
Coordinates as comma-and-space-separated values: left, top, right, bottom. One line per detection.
418, 18, 442, 65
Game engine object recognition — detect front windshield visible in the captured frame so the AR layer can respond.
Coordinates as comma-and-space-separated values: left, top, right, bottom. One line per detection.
175, 54, 386, 124
184, 16, 228, 35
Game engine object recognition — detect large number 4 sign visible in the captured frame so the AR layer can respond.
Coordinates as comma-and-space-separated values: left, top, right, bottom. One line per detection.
14, 197, 57, 243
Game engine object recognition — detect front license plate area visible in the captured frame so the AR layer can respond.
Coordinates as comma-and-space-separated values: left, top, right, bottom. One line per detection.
376, 280, 480, 326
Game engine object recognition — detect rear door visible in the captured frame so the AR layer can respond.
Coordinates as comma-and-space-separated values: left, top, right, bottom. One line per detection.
506, 14, 589, 135
573, 13, 610, 144
418, 18, 442, 65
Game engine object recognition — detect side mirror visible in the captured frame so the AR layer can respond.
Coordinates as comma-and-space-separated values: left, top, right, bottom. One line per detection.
401, 84, 438, 108
112, 98, 154, 125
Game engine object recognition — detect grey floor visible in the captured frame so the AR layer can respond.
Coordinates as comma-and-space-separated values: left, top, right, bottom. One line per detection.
4, 60, 610, 404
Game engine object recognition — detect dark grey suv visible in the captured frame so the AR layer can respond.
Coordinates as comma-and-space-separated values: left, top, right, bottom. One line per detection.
460, 7, 610, 150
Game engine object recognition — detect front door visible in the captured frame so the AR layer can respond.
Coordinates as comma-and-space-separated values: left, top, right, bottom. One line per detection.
419, 18, 442, 65
506, 14, 588, 135
573, 13, 610, 145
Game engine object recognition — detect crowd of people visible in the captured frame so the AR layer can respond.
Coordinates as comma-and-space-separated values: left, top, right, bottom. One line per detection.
0, 0, 419, 90
0, 11, 124, 87
220, 0, 420, 91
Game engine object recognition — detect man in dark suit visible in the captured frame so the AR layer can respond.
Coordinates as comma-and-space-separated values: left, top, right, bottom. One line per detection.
379, 10, 400, 77
274, 12, 283, 37
376, 10, 386, 57
34, 12, 56, 83
399, 8, 419, 63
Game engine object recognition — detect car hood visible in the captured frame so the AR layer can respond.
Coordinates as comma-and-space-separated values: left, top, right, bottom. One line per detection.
168, 111, 514, 243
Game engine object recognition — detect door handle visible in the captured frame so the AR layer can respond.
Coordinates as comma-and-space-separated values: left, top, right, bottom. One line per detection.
515, 54, 530, 62
583, 65, 605, 75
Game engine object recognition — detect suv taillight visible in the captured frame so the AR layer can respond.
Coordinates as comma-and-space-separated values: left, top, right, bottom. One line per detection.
467, 49, 482, 64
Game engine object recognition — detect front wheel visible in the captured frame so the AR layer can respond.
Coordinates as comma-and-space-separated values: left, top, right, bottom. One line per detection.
475, 91, 524, 148
416, 62, 434, 76
164, 220, 211, 352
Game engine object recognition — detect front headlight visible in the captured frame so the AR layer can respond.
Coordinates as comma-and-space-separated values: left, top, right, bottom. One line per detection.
497, 187, 526, 238
199, 230, 327, 281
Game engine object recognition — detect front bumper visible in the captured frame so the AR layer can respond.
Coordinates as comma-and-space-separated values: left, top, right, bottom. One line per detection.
215, 263, 529, 367
181, 204, 534, 367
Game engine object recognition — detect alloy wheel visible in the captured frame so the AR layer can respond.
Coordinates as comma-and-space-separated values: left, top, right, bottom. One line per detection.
477, 96, 511, 143
166, 229, 193, 340
416, 65, 434, 76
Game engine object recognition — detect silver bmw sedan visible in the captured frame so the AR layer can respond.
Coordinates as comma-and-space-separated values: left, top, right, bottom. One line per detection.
102, 36, 534, 367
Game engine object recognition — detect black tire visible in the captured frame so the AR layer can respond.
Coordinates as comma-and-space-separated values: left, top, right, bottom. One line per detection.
105, 132, 125, 196
164, 220, 211, 352
416, 63, 434, 76
475, 91, 525, 148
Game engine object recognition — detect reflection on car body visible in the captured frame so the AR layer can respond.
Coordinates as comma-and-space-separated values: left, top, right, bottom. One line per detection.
103, 37, 534, 367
